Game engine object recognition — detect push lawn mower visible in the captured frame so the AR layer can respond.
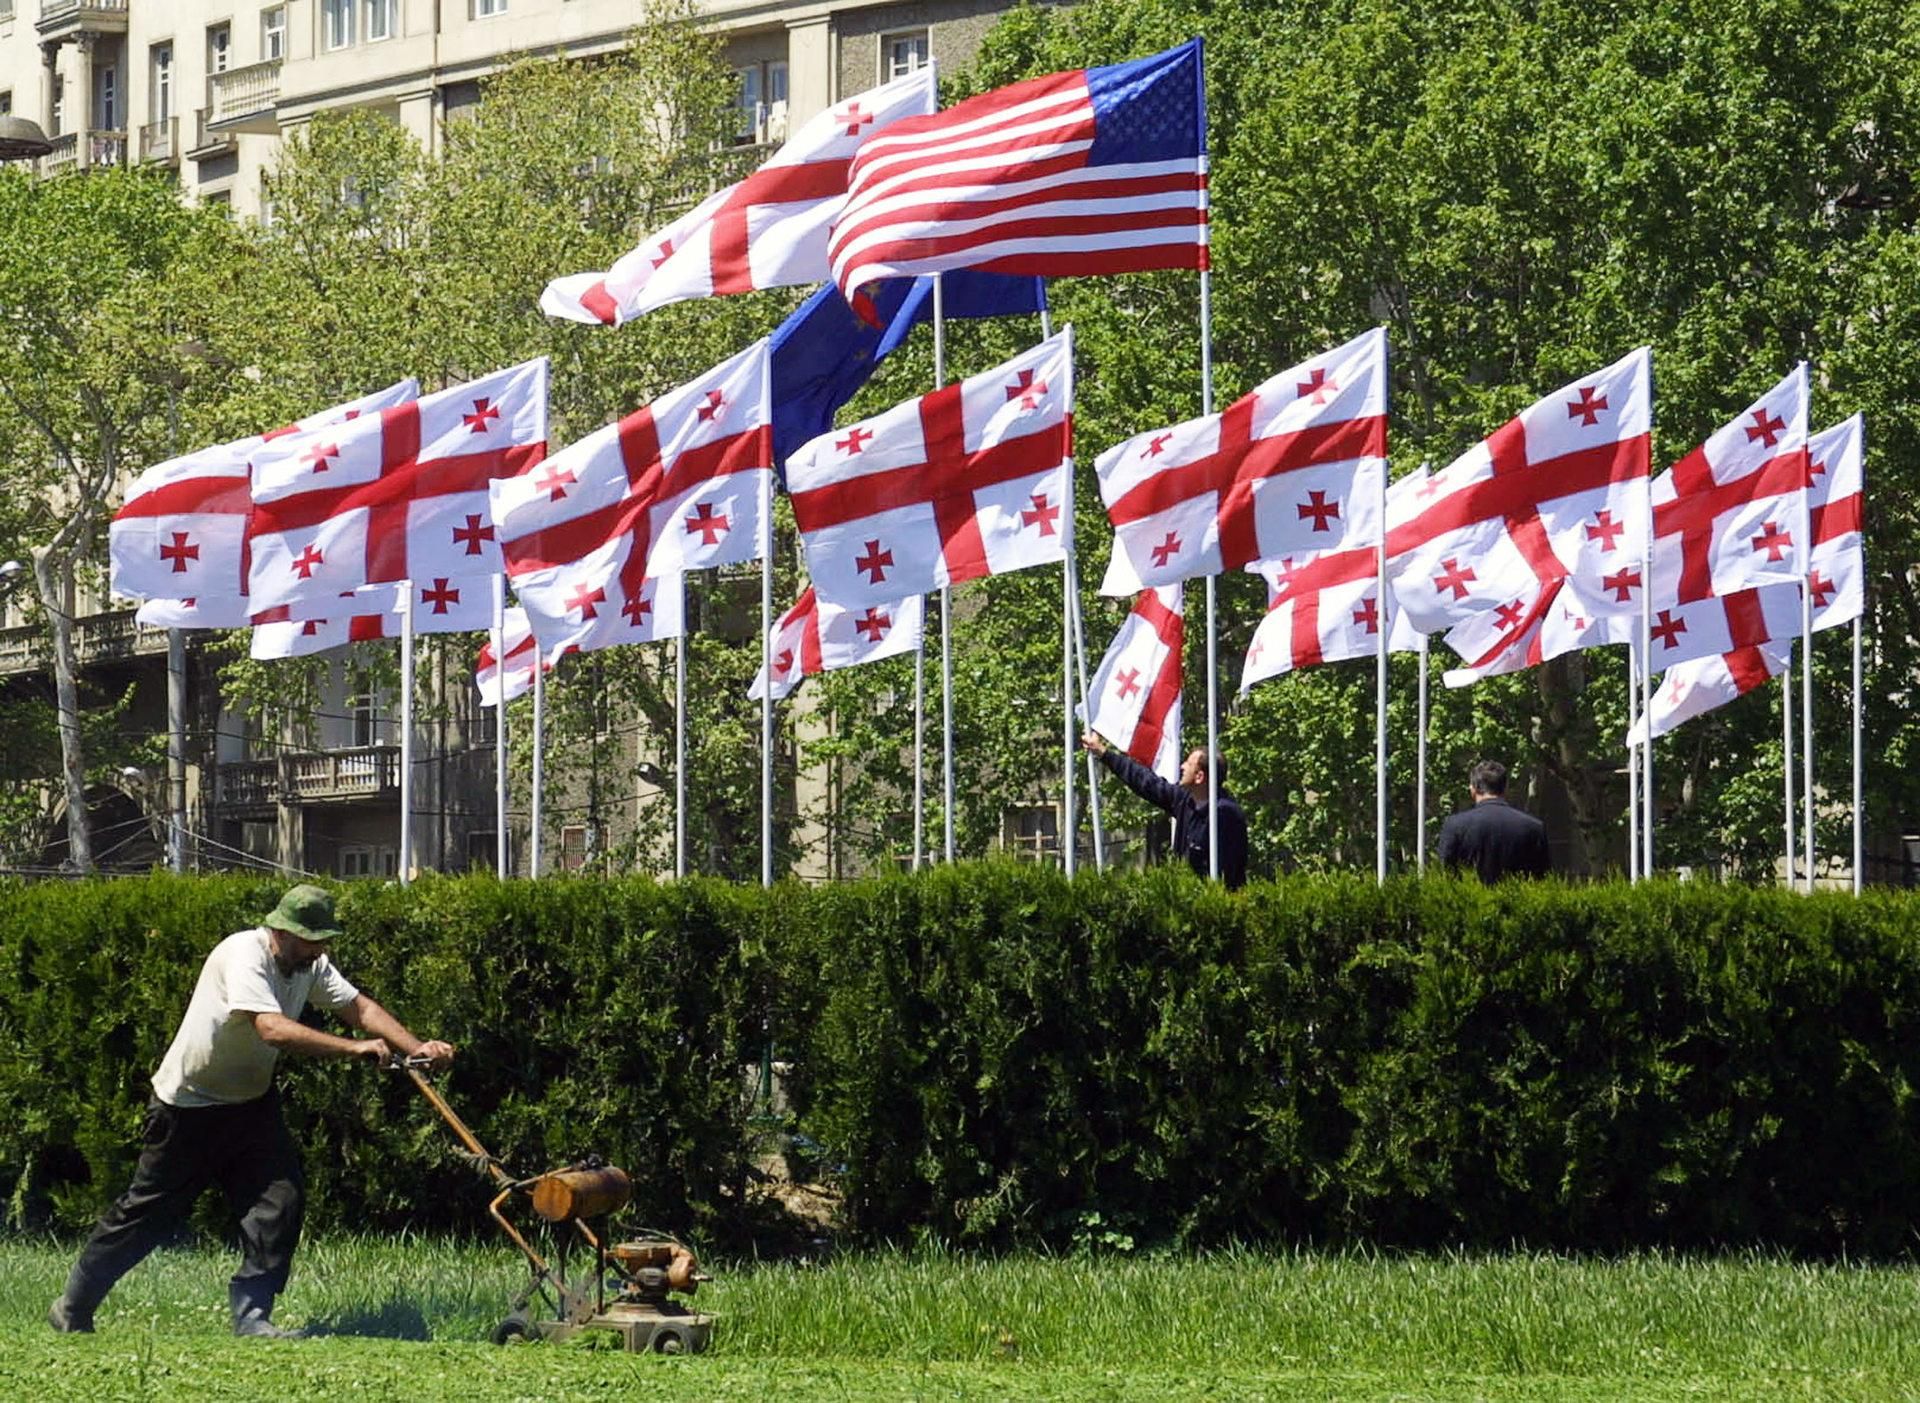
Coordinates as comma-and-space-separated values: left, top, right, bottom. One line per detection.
393, 1054, 713, 1353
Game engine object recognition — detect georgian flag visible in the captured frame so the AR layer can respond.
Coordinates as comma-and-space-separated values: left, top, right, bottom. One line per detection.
247, 580, 493, 659
511, 559, 685, 658
1386, 347, 1652, 666
476, 607, 573, 708
492, 341, 772, 591
1626, 642, 1792, 745
1650, 364, 1810, 605
247, 359, 549, 612
1439, 586, 1632, 686
1082, 585, 1183, 781
789, 330, 1073, 609
541, 69, 936, 326
748, 585, 924, 702
1806, 414, 1865, 631
110, 379, 419, 605
1098, 328, 1388, 595
136, 596, 252, 629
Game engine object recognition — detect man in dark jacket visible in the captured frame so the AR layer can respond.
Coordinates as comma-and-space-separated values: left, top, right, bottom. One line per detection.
1437, 759, 1551, 882
1081, 731, 1248, 888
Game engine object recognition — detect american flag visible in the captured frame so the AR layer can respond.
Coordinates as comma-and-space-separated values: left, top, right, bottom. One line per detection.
827, 39, 1207, 319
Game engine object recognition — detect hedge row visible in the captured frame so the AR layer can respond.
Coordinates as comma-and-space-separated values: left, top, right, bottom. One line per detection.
2, 868, 1918, 1255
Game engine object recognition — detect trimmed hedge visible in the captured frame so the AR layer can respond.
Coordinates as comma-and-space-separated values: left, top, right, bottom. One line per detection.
2, 867, 1918, 1255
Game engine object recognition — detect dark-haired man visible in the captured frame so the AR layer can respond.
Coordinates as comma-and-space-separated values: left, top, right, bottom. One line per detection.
1437, 759, 1551, 882
48, 884, 455, 1339
1081, 731, 1248, 889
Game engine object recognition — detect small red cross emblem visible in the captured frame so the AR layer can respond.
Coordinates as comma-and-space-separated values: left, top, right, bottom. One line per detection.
567, 583, 606, 620
302, 441, 339, 473
1150, 531, 1181, 568
1114, 667, 1142, 700
1269, 558, 1300, 599
1493, 599, 1527, 631
1021, 493, 1060, 537
420, 578, 461, 614
1567, 386, 1609, 426
536, 465, 576, 502
1563, 608, 1589, 632
855, 540, 894, 584
1666, 673, 1688, 706
1005, 370, 1048, 410
1807, 456, 1827, 486
855, 608, 892, 643
839, 101, 873, 137
684, 502, 730, 545
649, 238, 675, 270
1144, 432, 1173, 459
695, 389, 725, 423
300, 619, 326, 636
1809, 569, 1836, 609
159, 531, 200, 573
1750, 521, 1793, 561
622, 590, 653, 628
1586, 510, 1625, 551
1650, 609, 1688, 649
452, 514, 495, 555
1745, 408, 1785, 448
773, 648, 794, 677
290, 545, 325, 579
1432, 558, 1476, 600
1297, 490, 1340, 532
464, 398, 501, 433
1600, 566, 1642, 602
1352, 596, 1379, 634
837, 425, 873, 456
1415, 475, 1444, 499
1296, 367, 1337, 405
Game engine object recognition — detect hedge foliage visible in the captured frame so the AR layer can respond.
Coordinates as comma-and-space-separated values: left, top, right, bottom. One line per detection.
2, 868, 1918, 1256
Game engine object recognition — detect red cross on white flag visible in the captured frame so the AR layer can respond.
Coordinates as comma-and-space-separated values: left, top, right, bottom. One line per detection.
1805, 414, 1865, 632
748, 584, 925, 702
1097, 327, 1388, 595
788, 330, 1074, 608
110, 379, 419, 606
475, 606, 576, 708
1386, 347, 1653, 664
540, 69, 935, 327
247, 580, 493, 659
1626, 641, 1791, 745
1240, 521, 1426, 692
1650, 363, 1810, 604
1082, 585, 1183, 781
246, 359, 548, 612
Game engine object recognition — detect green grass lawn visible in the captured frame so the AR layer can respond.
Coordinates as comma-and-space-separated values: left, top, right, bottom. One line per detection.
1, 1237, 1915, 1399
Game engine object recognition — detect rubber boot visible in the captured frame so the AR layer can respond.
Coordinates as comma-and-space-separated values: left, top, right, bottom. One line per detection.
48, 1261, 102, 1333
230, 1280, 302, 1339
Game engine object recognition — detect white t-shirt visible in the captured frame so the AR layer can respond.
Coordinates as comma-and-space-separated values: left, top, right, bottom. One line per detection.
150, 927, 361, 1108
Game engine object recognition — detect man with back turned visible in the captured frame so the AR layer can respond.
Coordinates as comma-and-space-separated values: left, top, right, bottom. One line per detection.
1437, 759, 1551, 882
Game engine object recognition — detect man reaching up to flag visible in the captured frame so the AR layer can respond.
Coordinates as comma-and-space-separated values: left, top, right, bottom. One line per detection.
1079, 730, 1246, 889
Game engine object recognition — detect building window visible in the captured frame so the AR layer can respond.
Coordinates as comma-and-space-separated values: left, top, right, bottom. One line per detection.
203, 189, 232, 213
350, 687, 380, 747
465, 830, 495, 870
207, 23, 230, 75
51, 76, 64, 135
149, 44, 172, 122
735, 60, 788, 144
1003, 805, 1059, 863
473, 0, 506, 16
559, 824, 588, 872
883, 30, 929, 82
0, 92, 11, 116
261, 6, 286, 61
339, 844, 397, 877
322, 0, 354, 50
95, 64, 116, 129
365, 0, 396, 42
0, 1, 13, 22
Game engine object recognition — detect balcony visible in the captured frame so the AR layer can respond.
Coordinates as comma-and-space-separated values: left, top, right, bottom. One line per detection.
207, 59, 280, 135
0, 609, 169, 676
35, 0, 128, 39
39, 129, 127, 177
139, 116, 178, 166
214, 745, 402, 811
187, 108, 235, 159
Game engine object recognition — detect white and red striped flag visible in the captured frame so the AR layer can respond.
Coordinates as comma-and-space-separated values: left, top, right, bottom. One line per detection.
1099, 328, 1387, 595
828, 40, 1207, 320
1806, 414, 1864, 631
1386, 348, 1652, 667
1627, 642, 1792, 745
542, 70, 935, 326
1083, 585, 1183, 781
247, 360, 548, 612
1241, 544, 1423, 689
748, 585, 924, 702
248, 581, 493, 659
476, 606, 574, 708
788, 330, 1073, 608
110, 379, 419, 605
1650, 364, 1810, 605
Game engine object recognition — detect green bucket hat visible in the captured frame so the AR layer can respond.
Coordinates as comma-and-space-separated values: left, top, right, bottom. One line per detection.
264, 884, 344, 943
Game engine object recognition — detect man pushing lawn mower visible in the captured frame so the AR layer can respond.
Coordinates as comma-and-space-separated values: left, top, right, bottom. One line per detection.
48, 884, 455, 1339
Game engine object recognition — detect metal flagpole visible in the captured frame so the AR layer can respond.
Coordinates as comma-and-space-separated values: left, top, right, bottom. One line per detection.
763, 366, 776, 889
1199, 153, 1219, 880
1782, 644, 1796, 886
1641, 477, 1655, 877
399, 582, 415, 886
1060, 324, 1077, 877
1801, 582, 1815, 892
912, 640, 925, 869
492, 574, 509, 878
1852, 616, 1863, 893
934, 274, 956, 863
1068, 576, 1106, 870
530, 647, 545, 879
166, 627, 187, 873
1628, 646, 1640, 882
674, 632, 687, 878
1375, 464, 1388, 883
1415, 635, 1429, 874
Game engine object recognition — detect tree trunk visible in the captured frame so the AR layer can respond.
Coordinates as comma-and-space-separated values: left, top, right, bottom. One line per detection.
32, 552, 91, 872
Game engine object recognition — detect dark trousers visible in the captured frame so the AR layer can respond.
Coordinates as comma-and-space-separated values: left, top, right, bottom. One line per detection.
64, 1090, 305, 1312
